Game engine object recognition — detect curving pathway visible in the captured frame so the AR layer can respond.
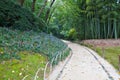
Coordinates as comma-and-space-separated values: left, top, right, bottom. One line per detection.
49, 41, 120, 80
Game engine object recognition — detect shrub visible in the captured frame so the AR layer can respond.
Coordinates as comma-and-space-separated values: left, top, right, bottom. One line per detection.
68, 28, 77, 40
0, 0, 44, 31
0, 27, 67, 61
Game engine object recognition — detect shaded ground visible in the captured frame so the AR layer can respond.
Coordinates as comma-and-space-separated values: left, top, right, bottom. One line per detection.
83, 39, 120, 47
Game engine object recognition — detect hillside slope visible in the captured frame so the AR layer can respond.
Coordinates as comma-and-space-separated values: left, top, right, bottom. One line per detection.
0, 27, 68, 80
0, 27, 67, 60
0, 0, 69, 79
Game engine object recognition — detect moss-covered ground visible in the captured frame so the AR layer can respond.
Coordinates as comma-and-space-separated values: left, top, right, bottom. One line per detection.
0, 51, 47, 80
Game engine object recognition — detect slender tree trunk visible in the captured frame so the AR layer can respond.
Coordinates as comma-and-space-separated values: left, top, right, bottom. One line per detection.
98, 18, 100, 39
107, 18, 110, 38
47, 7, 56, 24
84, 24, 86, 40
37, 0, 48, 17
111, 24, 114, 38
95, 19, 98, 39
101, 24, 104, 39
91, 22, 94, 39
114, 19, 117, 39
90, 17, 94, 39
45, 0, 55, 21
31, 0, 36, 12
103, 22, 106, 38
118, 21, 120, 38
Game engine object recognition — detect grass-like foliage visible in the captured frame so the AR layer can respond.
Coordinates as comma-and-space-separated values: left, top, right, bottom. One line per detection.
0, 0, 44, 31
96, 47, 120, 70
81, 42, 120, 70
0, 27, 67, 61
0, 51, 47, 80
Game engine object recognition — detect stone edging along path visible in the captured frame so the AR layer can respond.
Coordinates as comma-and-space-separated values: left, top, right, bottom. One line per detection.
49, 41, 120, 80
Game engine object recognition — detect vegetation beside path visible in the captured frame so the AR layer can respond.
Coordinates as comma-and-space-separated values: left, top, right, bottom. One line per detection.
0, 27, 69, 79
0, 51, 46, 80
82, 39, 120, 70
96, 47, 120, 70
0, 0, 70, 79
1, 0, 120, 79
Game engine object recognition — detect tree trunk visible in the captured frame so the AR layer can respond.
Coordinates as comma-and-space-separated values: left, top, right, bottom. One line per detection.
37, 0, 48, 17
94, 11, 97, 39
107, 18, 110, 38
90, 17, 94, 39
47, 7, 56, 24
45, 0, 55, 22
31, 0, 36, 12
114, 19, 117, 39
103, 22, 106, 38
97, 18, 100, 39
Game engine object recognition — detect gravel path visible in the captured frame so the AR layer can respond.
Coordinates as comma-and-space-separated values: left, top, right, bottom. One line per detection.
49, 41, 120, 80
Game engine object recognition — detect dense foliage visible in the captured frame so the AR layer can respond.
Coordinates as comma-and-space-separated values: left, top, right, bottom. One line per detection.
7, 0, 120, 40
0, 27, 67, 60
0, 0, 69, 79
0, 0, 45, 31
0, 0, 69, 61
48, 0, 120, 40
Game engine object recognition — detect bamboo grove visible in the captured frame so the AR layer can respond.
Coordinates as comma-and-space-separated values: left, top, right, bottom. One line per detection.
76, 0, 120, 39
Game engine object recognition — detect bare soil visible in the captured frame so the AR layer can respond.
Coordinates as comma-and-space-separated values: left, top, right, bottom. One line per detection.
83, 39, 120, 47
